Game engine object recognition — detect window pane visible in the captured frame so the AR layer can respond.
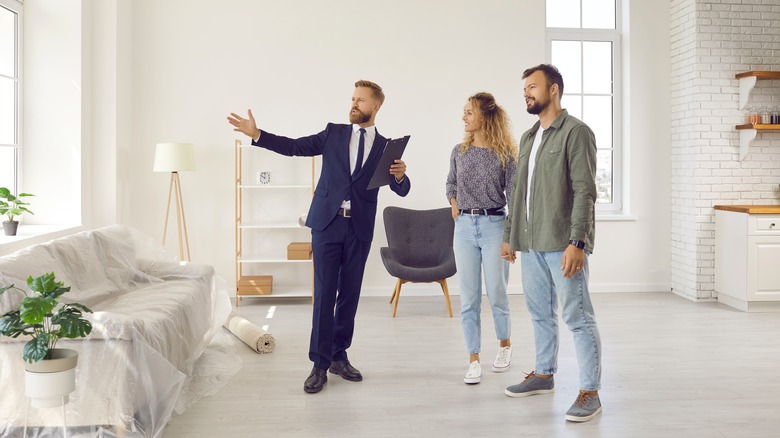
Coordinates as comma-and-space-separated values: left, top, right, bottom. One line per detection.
551, 40, 582, 94
582, 95, 612, 149
582, 0, 615, 29
0, 6, 14, 77
546, 0, 580, 28
595, 149, 612, 203
582, 41, 612, 94
0, 146, 14, 191
0, 76, 14, 144
562, 95, 582, 120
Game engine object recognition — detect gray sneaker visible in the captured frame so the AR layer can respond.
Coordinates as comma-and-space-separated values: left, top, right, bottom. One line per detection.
504, 372, 554, 397
565, 390, 602, 422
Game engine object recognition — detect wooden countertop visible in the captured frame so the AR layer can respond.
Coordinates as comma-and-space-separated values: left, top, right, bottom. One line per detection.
714, 205, 780, 214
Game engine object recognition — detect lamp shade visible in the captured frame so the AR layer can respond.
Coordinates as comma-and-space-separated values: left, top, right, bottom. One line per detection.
153, 143, 196, 172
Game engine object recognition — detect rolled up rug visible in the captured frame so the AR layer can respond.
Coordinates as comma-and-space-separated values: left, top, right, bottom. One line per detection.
223, 311, 276, 354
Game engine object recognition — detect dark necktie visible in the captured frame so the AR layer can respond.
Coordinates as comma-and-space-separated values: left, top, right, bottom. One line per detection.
352, 128, 366, 180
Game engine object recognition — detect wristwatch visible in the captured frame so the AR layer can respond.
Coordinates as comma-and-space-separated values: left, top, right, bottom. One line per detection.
568, 240, 585, 250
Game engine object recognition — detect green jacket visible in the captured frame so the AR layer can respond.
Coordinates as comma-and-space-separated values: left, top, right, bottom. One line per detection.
503, 109, 597, 252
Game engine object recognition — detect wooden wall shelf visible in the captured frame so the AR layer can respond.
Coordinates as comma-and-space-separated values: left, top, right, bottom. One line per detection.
736, 124, 780, 130
735, 71, 780, 160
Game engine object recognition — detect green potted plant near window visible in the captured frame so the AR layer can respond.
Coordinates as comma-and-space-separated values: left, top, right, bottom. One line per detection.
0, 187, 34, 236
0, 272, 93, 408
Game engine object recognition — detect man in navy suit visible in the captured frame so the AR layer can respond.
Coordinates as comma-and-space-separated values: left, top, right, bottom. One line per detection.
228, 80, 411, 393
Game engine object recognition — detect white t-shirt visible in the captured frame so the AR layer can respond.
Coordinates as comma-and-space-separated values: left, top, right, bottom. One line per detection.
526, 127, 545, 220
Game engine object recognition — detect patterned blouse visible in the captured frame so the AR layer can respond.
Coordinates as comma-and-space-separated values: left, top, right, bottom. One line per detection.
445, 144, 516, 210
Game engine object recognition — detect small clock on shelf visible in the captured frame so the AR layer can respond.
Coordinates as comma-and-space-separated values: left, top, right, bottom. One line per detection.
256, 171, 271, 185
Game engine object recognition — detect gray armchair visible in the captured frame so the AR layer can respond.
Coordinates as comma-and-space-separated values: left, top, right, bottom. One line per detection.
380, 207, 457, 317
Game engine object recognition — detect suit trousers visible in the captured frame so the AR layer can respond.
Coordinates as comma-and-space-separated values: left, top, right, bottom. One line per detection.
309, 215, 372, 370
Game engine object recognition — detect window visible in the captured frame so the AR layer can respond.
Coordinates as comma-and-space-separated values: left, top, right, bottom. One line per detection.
546, 0, 622, 213
0, 0, 21, 193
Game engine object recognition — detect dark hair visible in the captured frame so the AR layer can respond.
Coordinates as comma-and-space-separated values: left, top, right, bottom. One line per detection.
522, 64, 564, 96
354, 80, 385, 104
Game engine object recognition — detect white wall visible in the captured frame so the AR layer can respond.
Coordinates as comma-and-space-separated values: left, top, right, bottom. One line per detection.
107, 0, 672, 296
17, 0, 671, 296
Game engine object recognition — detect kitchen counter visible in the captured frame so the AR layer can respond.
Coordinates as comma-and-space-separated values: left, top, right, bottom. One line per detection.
714, 205, 780, 214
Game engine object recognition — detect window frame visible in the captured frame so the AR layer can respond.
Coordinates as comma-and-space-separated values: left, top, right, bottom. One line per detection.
0, 0, 22, 195
546, 1, 623, 215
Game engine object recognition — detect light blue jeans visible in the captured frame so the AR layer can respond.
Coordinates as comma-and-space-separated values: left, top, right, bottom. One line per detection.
454, 214, 511, 354
520, 249, 602, 391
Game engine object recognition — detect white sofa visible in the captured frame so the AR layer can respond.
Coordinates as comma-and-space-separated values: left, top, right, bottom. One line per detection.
0, 225, 235, 438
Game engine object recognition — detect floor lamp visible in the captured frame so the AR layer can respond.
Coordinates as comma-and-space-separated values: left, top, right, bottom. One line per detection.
153, 143, 196, 261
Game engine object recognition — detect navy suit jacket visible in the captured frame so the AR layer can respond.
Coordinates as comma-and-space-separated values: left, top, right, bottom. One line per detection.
253, 123, 411, 242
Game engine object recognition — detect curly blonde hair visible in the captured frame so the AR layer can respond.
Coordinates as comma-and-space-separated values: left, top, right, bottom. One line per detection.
460, 92, 517, 168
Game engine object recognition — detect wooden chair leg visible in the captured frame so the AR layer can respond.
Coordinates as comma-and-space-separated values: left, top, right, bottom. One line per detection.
437, 279, 453, 318
390, 278, 401, 304
392, 279, 405, 317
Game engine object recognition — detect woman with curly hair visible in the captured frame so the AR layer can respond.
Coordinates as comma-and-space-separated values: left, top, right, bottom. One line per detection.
445, 92, 518, 384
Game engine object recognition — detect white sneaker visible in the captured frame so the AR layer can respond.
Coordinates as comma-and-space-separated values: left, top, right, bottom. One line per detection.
463, 361, 482, 384
492, 346, 512, 372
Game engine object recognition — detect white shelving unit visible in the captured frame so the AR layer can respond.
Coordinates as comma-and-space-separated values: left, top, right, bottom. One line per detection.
235, 140, 315, 305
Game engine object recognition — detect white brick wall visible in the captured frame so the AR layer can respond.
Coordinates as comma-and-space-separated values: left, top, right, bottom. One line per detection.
670, 0, 780, 301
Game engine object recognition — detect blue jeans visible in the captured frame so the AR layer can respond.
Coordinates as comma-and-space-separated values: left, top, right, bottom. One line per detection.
454, 214, 511, 354
520, 249, 602, 391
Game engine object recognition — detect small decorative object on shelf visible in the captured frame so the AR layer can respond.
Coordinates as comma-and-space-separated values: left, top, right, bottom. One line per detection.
748, 107, 760, 124
256, 171, 271, 185
237, 275, 273, 296
287, 242, 313, 260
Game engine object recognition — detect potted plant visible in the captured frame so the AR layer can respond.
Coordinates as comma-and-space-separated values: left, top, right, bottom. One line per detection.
0, 187, 34, 236
0, 272, 93, 408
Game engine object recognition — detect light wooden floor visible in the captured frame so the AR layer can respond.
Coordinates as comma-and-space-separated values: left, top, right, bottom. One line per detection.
163, 293, 780, 438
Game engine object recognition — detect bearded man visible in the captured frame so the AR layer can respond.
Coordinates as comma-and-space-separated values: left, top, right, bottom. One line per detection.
500, 65, 603, 422
228, 80, 411, 394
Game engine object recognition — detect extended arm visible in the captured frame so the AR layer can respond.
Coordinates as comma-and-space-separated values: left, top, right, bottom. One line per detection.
227, 109, 326, 157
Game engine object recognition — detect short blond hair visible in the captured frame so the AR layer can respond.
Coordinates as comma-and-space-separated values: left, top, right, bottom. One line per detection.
355, 80, 385, 104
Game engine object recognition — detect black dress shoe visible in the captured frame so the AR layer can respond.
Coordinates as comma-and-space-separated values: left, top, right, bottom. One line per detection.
304, 367, 328, 393
328, 359, 363, 382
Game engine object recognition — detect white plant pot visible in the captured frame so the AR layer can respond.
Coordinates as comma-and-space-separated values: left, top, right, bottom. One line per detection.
24, 348, 78, 408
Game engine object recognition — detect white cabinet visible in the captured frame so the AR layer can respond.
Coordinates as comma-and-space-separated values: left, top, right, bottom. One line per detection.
715, 205, 780, 312
234, 140, 314, 305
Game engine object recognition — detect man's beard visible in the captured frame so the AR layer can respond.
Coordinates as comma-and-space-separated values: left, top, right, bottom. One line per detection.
526, 97, 550, 115
349, 108, 372, 124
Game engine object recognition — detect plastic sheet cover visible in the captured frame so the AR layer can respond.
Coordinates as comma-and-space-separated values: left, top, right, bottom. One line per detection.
0, 225, 241, 437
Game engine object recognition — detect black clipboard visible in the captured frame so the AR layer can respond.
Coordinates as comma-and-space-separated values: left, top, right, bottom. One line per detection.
366, 135, 410, 189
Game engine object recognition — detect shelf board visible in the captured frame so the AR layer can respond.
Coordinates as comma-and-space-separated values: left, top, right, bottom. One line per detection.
737, 71, 780, 110
736, 124, 780, 130
238, 223, 306, 229
735, 71, 780, 79
235, 287, 312, 299
238, 184, 311, 189
238, 257, 312, 263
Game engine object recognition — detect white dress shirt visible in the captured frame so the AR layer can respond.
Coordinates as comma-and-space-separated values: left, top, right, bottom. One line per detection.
341, 124, 376, 209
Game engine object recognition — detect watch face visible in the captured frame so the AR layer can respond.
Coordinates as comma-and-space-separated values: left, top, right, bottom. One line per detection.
257, 171, 271, 185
